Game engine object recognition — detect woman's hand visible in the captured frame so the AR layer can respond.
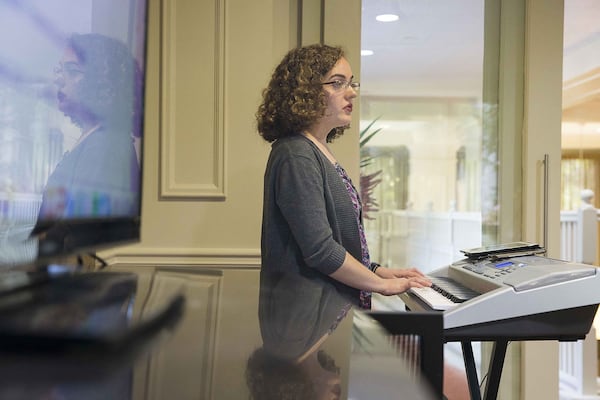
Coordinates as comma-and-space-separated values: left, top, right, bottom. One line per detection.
329, 253, 432, 295
374, 266, 428, 280
373, 266, 431, 296
377, 275, 432, 296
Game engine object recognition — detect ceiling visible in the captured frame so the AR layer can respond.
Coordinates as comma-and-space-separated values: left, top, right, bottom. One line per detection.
563, 0, 600, 124
360, 0, 484, 98
360, 0, 600, 125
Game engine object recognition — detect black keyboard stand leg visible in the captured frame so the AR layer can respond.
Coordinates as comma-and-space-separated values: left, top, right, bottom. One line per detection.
461, 341, 482, 400
482, 340, 508, 400
461, 340, 509, 400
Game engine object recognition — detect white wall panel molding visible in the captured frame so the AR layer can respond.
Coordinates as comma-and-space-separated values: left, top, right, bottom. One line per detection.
159, 0, 226, 199
101, 246, 260, 267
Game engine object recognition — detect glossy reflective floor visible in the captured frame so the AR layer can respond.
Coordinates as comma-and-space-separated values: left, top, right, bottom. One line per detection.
0, 266, 439, 400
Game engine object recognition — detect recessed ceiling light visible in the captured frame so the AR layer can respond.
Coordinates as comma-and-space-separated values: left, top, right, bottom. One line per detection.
361, 49, 374, 56
376, 14, 399, 22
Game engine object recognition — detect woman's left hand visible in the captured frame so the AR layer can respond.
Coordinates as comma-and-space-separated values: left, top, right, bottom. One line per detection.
374, 266, 429, 281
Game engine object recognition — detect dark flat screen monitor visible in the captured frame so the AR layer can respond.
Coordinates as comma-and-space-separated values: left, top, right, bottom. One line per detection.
0, 0, 148, 269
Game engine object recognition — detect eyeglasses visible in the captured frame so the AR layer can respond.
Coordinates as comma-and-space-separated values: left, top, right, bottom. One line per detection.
322, 79, 360, 92
54, 62, 84, 79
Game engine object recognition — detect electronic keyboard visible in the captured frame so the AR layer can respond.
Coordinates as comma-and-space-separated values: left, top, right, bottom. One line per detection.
401, 255, 600, 334
395, 250, 600, 400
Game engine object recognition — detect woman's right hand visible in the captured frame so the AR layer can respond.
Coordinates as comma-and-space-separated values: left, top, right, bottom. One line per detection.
377, 276, 432, 296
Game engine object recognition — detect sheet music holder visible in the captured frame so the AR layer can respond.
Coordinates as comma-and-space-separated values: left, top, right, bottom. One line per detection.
460, 241, 545, 260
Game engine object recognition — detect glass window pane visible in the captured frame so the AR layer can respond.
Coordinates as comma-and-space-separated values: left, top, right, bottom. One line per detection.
360, 1, 495, 272
561, 0, 600, 215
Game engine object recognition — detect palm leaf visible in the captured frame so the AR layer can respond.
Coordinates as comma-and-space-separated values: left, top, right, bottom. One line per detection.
359, 117, 385, 219
360, 156, 376, 168
360, 128, 382, 148
359, 116, 383, 148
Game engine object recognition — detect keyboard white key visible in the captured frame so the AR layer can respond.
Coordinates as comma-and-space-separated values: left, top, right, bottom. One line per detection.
408, 286, 459, 310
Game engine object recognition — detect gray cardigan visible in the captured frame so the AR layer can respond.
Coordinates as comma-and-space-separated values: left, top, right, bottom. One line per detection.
261, 135, 363, 304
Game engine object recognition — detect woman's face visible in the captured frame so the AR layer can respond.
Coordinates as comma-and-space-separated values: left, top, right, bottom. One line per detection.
54, 46, 85, 118
321, 57, 358, 131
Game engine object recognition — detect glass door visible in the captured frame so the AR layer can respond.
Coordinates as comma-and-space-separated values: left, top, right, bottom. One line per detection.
359, 0, 499, 272
358, 2, 525, 398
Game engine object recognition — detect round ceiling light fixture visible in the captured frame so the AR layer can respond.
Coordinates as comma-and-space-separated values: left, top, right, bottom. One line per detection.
376, 14, 399, 22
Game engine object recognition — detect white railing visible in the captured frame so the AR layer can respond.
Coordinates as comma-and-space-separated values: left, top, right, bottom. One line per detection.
560, 209, 599, 265
559, 210, 600, 400
560, 211, 579, 263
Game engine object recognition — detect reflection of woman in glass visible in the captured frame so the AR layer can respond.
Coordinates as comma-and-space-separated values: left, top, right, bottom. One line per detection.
246, 347, 342, 400
38, 33, 142, 220
246, 270, 437, 400
246, 270, 349, 400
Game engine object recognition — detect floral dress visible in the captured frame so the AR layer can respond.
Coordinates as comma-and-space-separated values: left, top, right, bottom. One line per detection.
334, 163, 373, 310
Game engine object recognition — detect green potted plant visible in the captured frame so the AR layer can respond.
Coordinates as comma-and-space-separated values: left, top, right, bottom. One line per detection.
359, 118, 383, 220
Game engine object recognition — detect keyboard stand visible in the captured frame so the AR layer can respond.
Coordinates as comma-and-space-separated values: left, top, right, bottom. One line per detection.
461, 339, 508, 400
445, 304, 599, 400
399, 288, 599, 400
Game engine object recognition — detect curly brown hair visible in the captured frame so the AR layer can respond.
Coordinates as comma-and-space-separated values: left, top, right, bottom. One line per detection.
68, 33, 143, 137
256, 44, 349, 143
245, 347, 316, 400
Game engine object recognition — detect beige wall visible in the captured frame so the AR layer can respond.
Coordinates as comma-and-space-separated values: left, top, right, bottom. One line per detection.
103, 0, 307, 266
101, 0, 361, 268
520, 0, 565, 399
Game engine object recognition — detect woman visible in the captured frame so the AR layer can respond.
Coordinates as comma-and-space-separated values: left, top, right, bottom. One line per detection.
32, 33, 143, 258
257, 44, 431, 309
37, 33, 142, 221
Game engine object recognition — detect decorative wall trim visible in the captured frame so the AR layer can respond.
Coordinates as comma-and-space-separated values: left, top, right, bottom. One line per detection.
159, 0, 226, 199
100, 247, 261, 267
144, 270, 221, 400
